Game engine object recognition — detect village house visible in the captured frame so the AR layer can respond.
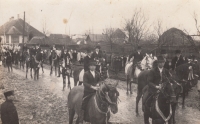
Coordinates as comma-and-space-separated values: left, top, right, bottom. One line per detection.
0, 15, 44, 45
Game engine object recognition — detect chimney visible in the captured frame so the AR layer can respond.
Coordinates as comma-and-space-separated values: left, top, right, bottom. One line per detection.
17, 14, 20, 19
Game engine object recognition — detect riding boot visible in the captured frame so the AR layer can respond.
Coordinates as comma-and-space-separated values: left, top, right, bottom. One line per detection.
79, 109, 84, 124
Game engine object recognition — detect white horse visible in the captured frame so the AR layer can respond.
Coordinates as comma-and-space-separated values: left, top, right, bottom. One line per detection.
125, 53, 157, 94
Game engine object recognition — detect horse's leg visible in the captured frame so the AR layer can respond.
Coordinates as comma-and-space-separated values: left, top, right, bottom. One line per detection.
130, 79, 132, 94
26, 64, 28, 78
30, 68, 33, 79
37, 67, 39, 80
55, 65, 57, 76
136, 90, 142, 116
171, 103, 177, 124
182, 91, 186, 109
63, 76, 66, 91
144, 111, 150, 124
68, 108, 75, 124
126, 75, 129, 95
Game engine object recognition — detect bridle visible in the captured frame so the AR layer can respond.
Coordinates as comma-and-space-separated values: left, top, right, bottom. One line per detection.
94, 81, 119, 124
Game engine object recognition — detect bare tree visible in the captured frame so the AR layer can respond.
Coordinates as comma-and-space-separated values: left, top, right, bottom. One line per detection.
42, 17, 49, 36
154, 20, 163, 39
102, 28, 115, 52
193, 12, 200, 35
124, 8, 149, 47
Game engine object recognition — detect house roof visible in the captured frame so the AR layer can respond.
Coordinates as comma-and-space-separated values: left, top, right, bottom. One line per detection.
88, 34, 109, 42
49, 34, 69, 39
28, 36, 48, 45
112, 28, 126, 38
0, 18, 44, 37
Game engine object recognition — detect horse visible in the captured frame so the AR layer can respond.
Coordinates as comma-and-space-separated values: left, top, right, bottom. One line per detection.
142, 77, 178, 124
125, 54, 157, 94
68, 80, 119, 124
135, 69, 182, 123
25, 50, 35, 79
73, 58, 109, 87
174, 62, 199, 109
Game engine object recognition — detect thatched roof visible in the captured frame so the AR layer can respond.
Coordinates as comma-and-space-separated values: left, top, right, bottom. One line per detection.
157, 28, 199, 58
158, 28, 194, 47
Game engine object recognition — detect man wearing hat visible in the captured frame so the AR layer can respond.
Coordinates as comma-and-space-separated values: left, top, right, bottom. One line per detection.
1, 90, 19, 124
79, 60, 100, 124
91, 45, 103, 72
160, 49, 170, 70
128, 46, 144, 77
142, 56, 171, 111
176, 55, 200, 92
91, 45, 102, 60
83, 48, 93, 72
6, 50, 13, 72
171, 50, 185, 71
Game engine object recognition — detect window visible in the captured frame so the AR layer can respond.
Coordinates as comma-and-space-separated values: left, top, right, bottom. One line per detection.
12, 35, 19, 43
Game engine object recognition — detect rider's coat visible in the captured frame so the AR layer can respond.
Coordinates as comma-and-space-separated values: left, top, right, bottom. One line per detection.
147, 67, 170, 94
128, 51, 143, 64
83, 55, 91, 72
171, 55, 185, 71
83, 71, 100, 93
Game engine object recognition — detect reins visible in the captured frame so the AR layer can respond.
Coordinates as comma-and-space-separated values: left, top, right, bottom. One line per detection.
155, 94, 172, 124
94, 82, 119, 124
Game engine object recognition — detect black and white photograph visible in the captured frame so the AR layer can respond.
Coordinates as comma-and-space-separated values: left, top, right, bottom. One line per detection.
0, 0, 200, 124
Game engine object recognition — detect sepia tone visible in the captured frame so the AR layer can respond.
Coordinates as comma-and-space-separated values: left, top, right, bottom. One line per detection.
0, 0, 200, 124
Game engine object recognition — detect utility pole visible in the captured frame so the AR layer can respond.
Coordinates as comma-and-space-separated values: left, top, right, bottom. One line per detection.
22, 11, 25, 57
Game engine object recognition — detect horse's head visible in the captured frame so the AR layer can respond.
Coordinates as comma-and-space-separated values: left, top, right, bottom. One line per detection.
99, 80, 119, 114
159, 77, 178, 104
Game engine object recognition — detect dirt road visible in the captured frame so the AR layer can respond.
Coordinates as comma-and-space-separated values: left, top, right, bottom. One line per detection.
0, 65, 200, 124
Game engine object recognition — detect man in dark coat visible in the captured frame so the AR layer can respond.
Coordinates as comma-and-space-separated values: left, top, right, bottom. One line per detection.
91, 46, 102, 60
6, 50, 13, 72
171, 50, 185, 71
128, 46, 144, 77
142, 56, 171, 110
160, 49, 170, 70
83, 49, 92, 72
175, 55, 200, 91
79, 60, 100, 124
1, 90, 19, 124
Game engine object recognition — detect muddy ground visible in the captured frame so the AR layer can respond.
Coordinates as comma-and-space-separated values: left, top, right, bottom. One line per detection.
0, 65, 200, 124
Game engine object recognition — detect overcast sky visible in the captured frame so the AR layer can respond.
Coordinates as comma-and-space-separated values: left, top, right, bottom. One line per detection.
0, 0, 200, 36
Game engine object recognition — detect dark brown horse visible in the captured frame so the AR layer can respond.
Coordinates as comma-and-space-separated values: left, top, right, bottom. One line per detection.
135, 70, 182, 124
175, 62, 199, 109
68, 82, 119, 124
142, 78, 178, 124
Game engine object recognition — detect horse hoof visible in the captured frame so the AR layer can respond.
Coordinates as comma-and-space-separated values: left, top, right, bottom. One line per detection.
126, 92, 129, 95
182, 106, 185, 109
130, 91, 133, 94
136, 113, 140, 117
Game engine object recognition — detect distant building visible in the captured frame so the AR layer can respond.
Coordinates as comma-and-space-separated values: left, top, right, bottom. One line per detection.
88, 34, 109, 42
111, 28, 127, 44
0, 16, 44, 45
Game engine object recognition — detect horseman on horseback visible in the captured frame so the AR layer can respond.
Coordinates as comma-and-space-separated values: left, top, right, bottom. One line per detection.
79, 60, 100, 124
142, 56, 171, 111
84, 48, 92, 72
91, 45, 103, 72
160, 49, 171, 70
128, 46, 144, 78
